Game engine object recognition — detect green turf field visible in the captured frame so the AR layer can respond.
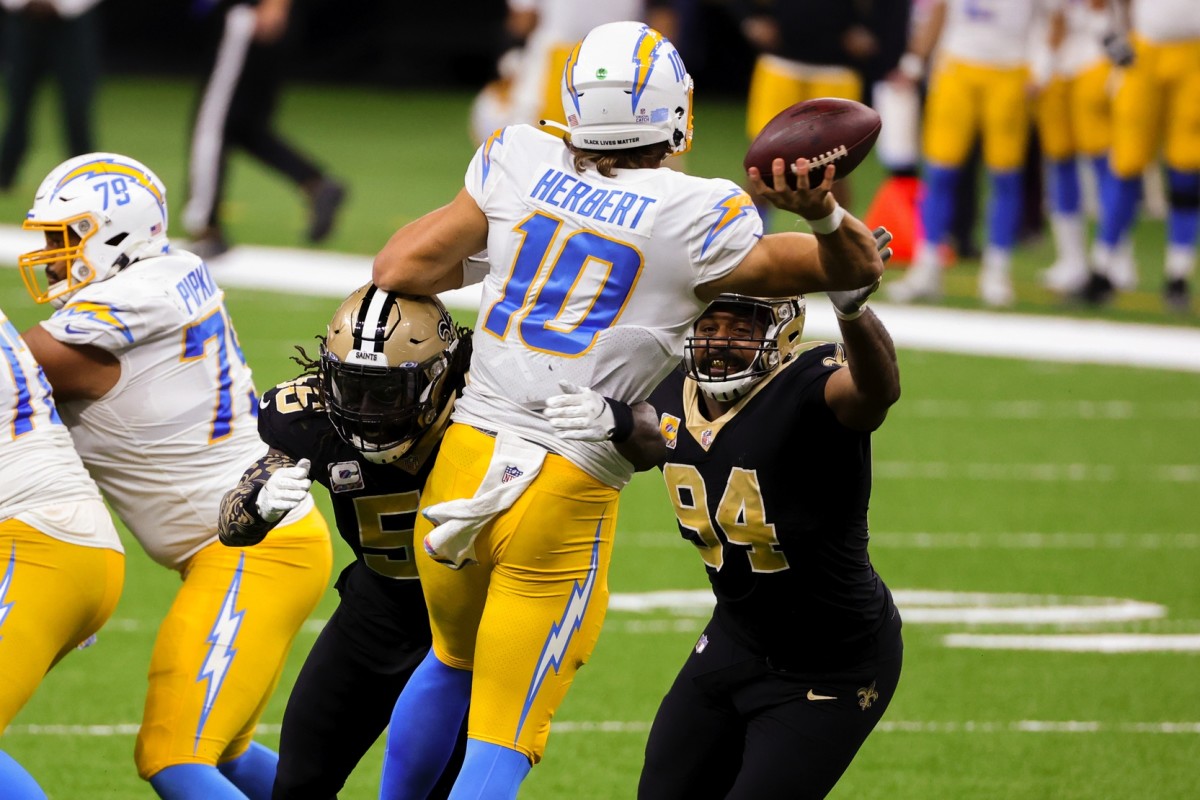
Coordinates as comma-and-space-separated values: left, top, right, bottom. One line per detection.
1, 78, 1198, 798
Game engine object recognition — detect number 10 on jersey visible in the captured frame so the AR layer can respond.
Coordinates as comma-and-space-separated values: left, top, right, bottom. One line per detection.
482, 211, 645, 357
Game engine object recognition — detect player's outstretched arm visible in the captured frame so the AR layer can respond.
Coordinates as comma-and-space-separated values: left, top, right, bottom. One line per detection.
219, 450, 311, 546
701, 159, 883, 301
372, 189, 490, 296
823, 278, 901, 432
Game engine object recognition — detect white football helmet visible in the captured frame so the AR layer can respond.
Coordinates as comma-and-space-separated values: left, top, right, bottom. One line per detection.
555, 21, 693, 155
19, 152, 169, 307
685, 294, 806, 403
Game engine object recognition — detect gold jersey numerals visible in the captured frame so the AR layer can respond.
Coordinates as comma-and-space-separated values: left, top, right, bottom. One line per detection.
664, 463, 789, 574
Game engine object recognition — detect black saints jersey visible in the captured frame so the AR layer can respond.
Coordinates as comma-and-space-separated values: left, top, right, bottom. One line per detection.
647, 343, 897, 671
258, 374, 436, 654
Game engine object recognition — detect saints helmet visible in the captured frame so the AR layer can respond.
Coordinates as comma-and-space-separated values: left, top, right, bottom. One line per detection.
685, 294, 806, 403
19, 152, 169, 307
321, 284, 462, 464
555, 21, 693, 155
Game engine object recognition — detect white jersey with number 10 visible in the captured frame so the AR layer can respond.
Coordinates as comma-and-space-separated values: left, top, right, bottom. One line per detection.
456, 124, 763, 488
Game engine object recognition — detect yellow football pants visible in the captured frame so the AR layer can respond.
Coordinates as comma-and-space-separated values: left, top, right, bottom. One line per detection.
415, 424, 620, 763
1110, 36, 1200, 177
135, 506, 331, 779
0, 518, 124, 732
746, 54, 863, 140
924, 58, 1031, 171
1037, 60, 1113, 160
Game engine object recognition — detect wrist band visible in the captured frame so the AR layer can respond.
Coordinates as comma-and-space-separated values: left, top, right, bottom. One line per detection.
806, 204, 846, 235
898, 52, 924, 82
604, 397, 635, 443
833, 303, 868, 321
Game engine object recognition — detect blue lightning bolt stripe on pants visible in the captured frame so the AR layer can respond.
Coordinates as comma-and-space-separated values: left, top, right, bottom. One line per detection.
412, 424, 619, 766
135, 506, 332, 782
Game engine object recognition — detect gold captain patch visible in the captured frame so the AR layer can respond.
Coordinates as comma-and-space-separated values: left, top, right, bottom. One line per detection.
660, 413, 680, 450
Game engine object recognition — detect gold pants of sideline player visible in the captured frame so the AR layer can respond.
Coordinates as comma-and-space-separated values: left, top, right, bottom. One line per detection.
745, 54, 863, 140
924, 58, 1031, 171
1110, 36, 1200, 177
1037, 60, 1112, 161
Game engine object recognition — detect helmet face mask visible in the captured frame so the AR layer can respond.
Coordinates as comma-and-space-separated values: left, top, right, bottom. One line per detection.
321, 284, 460, 464
685, 294, 806, 403
559, 21, 694, 156
19, 153, 169, 307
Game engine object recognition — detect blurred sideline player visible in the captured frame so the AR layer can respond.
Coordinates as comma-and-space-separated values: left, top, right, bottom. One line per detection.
0, 307, 125, 800
738, 0, 881, 217
866, 0, 929, 265
469, 0, 646, 145
888, 0, 1056, 307
1033, 0, 1120, 295
17, 153, 332, 800
218, 285, 472, 799
1085, 0, 1200, 311
371, 19, 884, 800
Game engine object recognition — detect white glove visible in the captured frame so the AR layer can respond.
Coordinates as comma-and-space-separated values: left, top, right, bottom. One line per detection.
255, 458, 312, 523
542, 381, 618, 442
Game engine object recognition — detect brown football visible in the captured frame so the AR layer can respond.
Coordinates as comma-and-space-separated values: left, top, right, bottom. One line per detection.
743, 97, 882, 189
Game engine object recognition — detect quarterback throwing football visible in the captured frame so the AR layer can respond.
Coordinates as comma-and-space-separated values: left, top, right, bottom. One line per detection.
370, 20, 885, 800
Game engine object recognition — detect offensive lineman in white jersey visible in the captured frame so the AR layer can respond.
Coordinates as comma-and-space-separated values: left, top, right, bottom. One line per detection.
0, 306, 124, 800
16, 153, 333, 800
371, 21, 885, 800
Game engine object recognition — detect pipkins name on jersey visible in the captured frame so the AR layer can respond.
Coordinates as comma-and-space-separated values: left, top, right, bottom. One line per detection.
528, 165, 659, 233
175, 260, 218, 316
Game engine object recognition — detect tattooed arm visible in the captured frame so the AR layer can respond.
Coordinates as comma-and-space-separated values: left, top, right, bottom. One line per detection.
218, 448, 302, 546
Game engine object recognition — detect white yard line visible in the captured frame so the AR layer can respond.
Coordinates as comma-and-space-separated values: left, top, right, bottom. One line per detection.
872, 462, 1200, 482
944, 633, 1200, 652
904, 399, 1200, 419
3, 226, 1200, 372
7, 720, 1199, 736
630, 531, 1200, 549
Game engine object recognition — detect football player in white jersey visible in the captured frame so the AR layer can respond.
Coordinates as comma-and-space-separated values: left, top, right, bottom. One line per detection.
16, 153, 333, 800
370, 21, 885, 800
0, 306, 125, 800
1085, 0, 1200, 311
471, 0, 647, 144
887, 0, 1060, 307
1033, 0, 1120, 294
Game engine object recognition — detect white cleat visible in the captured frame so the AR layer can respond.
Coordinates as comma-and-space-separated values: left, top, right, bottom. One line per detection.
979, 268, 1016, 308
885, 266, 943, 304
1039, 260, 1089, 294
1107, 242, 1139, 290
